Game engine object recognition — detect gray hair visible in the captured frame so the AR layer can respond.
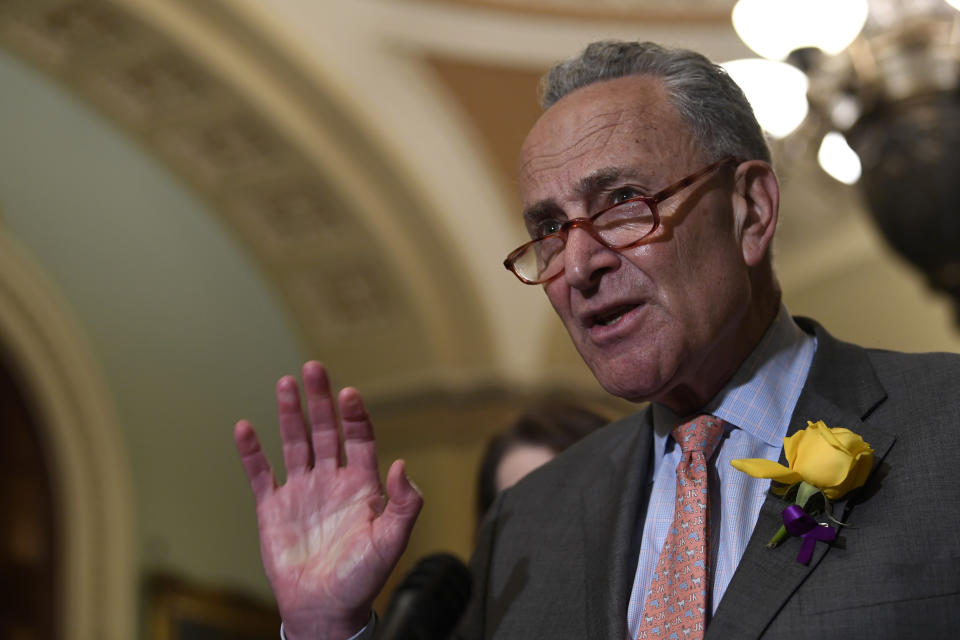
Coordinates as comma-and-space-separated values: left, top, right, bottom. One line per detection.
540, 41, 771, 164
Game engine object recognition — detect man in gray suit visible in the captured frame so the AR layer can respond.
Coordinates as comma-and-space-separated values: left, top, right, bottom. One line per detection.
234, 41, 960, 639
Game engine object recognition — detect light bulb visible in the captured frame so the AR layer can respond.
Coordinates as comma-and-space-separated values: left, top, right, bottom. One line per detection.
722, 58, 809, 138
732, 0, 869, 61
818, 131, 862, 184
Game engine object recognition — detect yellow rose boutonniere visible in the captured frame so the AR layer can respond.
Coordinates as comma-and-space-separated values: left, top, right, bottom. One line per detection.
731, 420, 874, 563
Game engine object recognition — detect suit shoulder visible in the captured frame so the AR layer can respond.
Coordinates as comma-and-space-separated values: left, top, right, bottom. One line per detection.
865, 346, 960, 366
865, 347, 960, 391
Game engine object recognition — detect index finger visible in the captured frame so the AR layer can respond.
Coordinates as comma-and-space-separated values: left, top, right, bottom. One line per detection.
233, 419, 277, 500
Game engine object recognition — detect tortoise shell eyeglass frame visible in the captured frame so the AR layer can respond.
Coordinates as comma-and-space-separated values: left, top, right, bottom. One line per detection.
503, 157, 742, 285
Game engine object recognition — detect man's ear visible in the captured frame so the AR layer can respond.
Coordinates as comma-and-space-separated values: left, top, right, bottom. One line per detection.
732, 160, 779, 267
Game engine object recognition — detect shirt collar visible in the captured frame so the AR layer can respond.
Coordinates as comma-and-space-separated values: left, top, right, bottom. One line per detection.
651, 304, 817, 450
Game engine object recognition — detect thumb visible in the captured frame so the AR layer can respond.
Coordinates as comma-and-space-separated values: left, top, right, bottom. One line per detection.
373, 459, 423, 555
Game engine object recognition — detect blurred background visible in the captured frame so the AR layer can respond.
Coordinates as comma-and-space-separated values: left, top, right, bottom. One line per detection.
1, 1, 958, 638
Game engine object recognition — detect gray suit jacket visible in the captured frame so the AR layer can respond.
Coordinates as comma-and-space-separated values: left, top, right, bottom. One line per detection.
457, 319, 960, 638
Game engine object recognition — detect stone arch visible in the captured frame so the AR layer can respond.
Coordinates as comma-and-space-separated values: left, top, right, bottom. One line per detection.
0, 230, 135, 640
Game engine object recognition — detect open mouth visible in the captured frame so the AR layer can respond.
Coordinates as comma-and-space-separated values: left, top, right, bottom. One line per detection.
592, 304, 639, 327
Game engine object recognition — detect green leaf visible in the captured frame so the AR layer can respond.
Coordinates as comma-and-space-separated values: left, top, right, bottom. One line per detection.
795, 481, 821, 510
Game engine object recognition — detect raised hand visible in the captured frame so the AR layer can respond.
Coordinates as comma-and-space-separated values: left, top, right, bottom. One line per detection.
234, 361, 423, 640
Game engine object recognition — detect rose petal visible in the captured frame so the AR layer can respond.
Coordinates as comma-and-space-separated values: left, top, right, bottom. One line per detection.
789, 427, 854, 489
783, 423, 815, 467
815, 422, 851, 454
824, 449, 874, 499
730, 458, 802, 484
830, 428, 873, 457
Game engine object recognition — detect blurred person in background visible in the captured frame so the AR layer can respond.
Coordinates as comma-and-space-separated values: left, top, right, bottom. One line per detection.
475, 403, 609, 523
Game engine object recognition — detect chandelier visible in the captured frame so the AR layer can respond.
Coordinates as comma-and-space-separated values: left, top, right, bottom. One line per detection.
725, 0, 960, 319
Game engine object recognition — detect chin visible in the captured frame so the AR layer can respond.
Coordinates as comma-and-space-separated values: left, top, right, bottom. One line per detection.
590, 363, 664, 404
580, 338, 684, 404
601, 382, 659, 404
571, 318, 682, 398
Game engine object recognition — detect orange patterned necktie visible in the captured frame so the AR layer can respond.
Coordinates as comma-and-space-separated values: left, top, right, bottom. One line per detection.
636, 415, 725, 640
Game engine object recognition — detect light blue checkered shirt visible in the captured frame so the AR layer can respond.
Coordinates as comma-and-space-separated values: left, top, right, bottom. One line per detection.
626, 305, 816, 638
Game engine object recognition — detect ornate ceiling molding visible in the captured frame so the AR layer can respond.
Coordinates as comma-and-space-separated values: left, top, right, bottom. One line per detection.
0, 0, 496, 393
416, 0, 732, 22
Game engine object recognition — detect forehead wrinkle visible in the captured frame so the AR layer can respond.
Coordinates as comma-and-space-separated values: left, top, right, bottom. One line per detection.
520, 109, 625, 179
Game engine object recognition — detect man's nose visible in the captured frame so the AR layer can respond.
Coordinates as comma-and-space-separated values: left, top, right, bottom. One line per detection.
562, 225, 619, 290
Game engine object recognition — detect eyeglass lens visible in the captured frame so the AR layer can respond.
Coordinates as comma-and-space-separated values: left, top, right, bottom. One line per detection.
513, 199, 656, 282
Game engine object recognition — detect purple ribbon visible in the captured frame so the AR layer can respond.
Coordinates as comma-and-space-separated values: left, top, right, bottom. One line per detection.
782, 504, 837, 565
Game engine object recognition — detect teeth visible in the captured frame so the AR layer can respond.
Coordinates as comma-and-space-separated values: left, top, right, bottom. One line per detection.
595, 305, 634, 326
597, 312, 623, 326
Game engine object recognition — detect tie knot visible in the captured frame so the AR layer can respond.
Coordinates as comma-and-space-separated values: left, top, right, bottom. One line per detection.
672, 414, 724, 458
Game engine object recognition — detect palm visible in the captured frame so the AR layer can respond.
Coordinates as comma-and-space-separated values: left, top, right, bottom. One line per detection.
235, 362, 422, 640
259, 468, 389, 615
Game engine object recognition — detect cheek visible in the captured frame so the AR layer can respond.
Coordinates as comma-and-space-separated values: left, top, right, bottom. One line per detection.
543, 282, 570, 319
669, 227, 745, 300
628, 239, 745, 348
622, 242, 693, 309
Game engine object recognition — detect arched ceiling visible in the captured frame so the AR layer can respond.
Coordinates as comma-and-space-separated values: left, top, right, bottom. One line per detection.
1, 0, 957, 406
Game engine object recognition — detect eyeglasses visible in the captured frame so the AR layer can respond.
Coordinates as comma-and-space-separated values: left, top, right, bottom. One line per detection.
503, 157, 740, 284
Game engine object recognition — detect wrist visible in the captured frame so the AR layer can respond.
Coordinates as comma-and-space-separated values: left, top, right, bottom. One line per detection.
282, 609, 372, 640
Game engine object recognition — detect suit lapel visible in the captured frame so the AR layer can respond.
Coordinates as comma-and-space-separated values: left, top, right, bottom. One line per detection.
581, 410, 654, 640
707, 319, 896, 639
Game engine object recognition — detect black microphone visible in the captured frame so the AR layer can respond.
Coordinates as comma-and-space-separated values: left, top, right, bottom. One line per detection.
375, 553, 472, 640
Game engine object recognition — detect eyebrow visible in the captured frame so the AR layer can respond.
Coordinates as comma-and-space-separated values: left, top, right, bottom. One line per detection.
522, 165, 644, 224
575, 166, 629, 199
